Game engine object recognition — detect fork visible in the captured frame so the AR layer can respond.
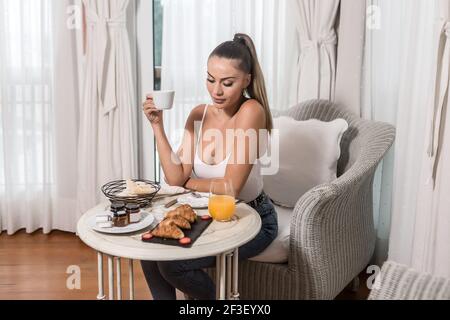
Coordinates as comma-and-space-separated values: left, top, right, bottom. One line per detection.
191, 192, 203, 198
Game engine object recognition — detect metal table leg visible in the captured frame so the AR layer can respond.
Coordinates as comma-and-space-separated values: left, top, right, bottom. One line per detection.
215, 255, 221, 299
116, 257, 122, 300
215, 249, 240, 300
108, 255, 114, 300
219, 253, 227, 300
129, 259, 135, 300
226, 253, 232, 299
232, 248, 240, 300
96, 252, 106, 300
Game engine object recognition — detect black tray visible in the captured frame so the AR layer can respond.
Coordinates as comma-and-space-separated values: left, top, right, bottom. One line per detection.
142, 218, 213, 248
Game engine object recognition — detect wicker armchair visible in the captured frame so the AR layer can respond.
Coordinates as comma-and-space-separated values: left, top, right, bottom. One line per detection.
234, 99, 396, 299
368, 261, 450, 300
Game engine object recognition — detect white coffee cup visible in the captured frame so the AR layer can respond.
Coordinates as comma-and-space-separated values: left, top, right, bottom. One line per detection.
152, 90, 175, 110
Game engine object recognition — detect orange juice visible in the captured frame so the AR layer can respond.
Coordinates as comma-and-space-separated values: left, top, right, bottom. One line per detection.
208, 195, 236, 221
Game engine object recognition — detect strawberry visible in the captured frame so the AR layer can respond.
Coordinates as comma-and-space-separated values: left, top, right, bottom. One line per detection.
142, 233, 153, 240
201, 215, 212, 221
179, 237, 192, 245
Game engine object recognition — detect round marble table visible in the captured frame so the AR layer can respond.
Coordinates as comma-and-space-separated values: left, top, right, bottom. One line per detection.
76, 196, 262, 300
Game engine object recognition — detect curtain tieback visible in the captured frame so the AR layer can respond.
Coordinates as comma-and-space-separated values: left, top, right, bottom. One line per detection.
299, 30, 337, 99
427, 21, 450, 186
300, 30, 337, 51
86, 9, 127, 115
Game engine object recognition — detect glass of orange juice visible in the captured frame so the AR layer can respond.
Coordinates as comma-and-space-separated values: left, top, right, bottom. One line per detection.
208, 178, 236, 222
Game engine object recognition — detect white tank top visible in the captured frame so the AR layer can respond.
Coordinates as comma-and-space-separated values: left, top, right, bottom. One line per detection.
193, 105, 264, 202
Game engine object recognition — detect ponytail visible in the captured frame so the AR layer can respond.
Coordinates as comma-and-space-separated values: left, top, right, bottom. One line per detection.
209, 33, 273, 133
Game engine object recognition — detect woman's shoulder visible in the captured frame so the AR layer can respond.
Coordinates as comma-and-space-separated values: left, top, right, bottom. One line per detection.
239, 99, 264, 114
236, 99, 265, 123
187, 104, 207, 122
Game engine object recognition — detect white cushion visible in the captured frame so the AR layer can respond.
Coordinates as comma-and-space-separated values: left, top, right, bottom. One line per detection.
249, 204, 292, 263
263, 116, 348, 208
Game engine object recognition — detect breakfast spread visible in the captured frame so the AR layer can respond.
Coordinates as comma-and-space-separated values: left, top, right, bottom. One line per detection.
148, 204, 197, 240
90, 198, 213, 246
94, 201, 144, 230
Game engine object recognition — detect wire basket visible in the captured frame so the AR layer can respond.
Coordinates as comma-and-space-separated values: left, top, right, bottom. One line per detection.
101, 179, 161, 208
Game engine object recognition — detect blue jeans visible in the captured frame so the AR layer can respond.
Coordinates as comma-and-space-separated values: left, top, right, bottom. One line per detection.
140, 192, 278, 300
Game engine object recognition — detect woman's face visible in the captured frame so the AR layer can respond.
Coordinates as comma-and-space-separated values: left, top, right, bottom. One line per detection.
206, 56, 251, 110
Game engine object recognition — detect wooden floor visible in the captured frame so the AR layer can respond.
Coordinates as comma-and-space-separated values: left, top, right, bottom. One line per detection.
0, 230, 370, 300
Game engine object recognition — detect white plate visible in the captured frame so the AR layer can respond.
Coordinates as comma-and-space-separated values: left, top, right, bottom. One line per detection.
177, 193, 239, 209
177, 193, 210, 209
89, 211, 154, 234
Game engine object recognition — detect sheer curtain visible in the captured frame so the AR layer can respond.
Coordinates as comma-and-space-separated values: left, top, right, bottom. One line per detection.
362, 0, 437, 265
0, 0, 81, 234
335, 0, 366, 115
160, 0, 297, 150
398, 0, 450, 277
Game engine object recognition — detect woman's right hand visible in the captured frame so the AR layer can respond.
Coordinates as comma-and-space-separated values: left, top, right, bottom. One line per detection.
143, 94, 164, 126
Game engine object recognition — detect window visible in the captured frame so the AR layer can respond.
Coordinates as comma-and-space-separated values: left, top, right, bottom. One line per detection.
0, 0, 53, 189
153, 0, 163, 90
153, 0, 164, 181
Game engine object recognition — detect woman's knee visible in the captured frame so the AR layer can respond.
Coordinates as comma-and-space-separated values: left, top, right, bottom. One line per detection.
140, 260, 158, 274
158, 261, 186, 281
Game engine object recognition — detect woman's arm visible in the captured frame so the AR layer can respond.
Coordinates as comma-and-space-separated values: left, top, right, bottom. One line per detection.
152, 125, 188, 186
143, 98, 204, 186
185, 100, 266, 197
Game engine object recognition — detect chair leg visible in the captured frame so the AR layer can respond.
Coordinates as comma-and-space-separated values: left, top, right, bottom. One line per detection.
351, 275, 360, 293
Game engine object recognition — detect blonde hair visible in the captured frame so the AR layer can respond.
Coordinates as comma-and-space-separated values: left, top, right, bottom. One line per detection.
209, 33, 273, 132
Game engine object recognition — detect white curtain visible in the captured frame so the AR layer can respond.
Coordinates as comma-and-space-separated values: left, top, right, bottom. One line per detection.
0, 0, 81, 234
77, 0, 138, 214
362, 0, 438, 266
160, 0, 297, 150
292, 0, 340, 102
334, 0, 366, 116
393, 0, 450, 277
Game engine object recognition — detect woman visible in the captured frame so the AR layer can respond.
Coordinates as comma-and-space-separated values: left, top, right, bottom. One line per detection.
141, 33, 278, 300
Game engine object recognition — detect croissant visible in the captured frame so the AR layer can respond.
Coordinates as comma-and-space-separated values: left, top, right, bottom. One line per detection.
151, 223, 184, 240
160, 216, 191, 230
166, 205, 197, 223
